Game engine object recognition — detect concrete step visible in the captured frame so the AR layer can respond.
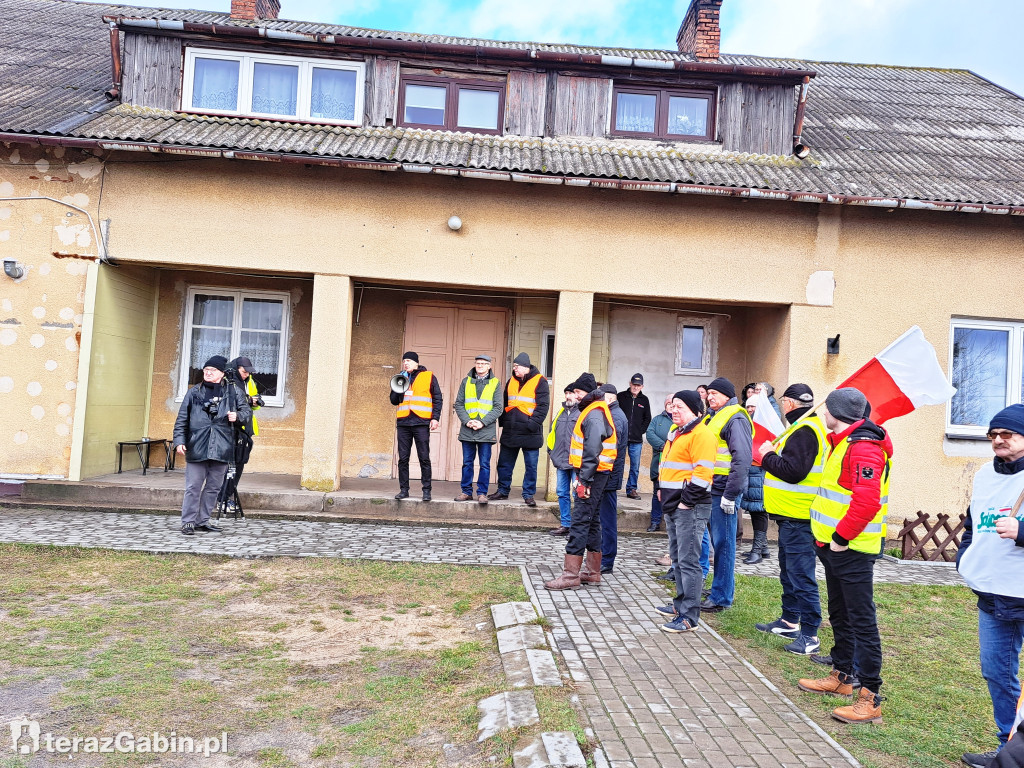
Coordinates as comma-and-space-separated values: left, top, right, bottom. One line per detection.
477, 691, 540, 742
513, 732, 586, 768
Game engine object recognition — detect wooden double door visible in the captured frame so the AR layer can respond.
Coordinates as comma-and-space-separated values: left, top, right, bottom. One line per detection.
393, 304, 509, 482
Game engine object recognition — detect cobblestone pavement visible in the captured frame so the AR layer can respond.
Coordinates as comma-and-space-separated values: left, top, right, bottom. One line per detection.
0, 508, 967, 767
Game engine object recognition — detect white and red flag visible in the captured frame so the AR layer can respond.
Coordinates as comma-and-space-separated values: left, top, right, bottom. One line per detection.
750, 387, 785, 462
839, 325, 956, 424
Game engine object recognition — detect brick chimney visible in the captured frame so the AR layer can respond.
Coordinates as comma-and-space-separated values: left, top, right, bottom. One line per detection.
230, 0, 281, 21
676, 0, 723, 61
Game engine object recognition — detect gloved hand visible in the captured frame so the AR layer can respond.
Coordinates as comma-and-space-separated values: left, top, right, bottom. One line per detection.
720, 497, 736, 515
576, 483, 591, 500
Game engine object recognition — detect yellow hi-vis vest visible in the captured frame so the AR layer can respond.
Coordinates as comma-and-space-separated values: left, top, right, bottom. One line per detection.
464, 377, 499, 420
243, 375, 260, 436
658, 422, 716, 491
809, 437, 890, 555
397, 371, 434, 419
506, 374, 542, 416
546, 405, 565, 450
704, 404, 753, 476
569, 401, 616, 472
762, 415, 829, 519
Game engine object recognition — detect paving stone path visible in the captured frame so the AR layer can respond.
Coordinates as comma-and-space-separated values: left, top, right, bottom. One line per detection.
0, 508, 966, 767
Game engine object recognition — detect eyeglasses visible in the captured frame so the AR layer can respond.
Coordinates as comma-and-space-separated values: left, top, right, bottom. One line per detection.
987, 430, 1019, 441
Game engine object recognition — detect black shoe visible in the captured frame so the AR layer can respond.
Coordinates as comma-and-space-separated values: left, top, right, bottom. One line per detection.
422, 490, 431, 502
487, 491, 509, 501
742, 550, 763, 565
699, 599, 725, 613
646, 522, 660, 532
395, 490, 409, 500
548, 526, 569, 536
656, 569, 675, 582
600, 566, 613, 574
701, 588, 711, 599
523, 496, 536, 507
810, 653, 833, 666
181, 523, 195, 536
962, 751, 998, 768
195, 522, 222, 533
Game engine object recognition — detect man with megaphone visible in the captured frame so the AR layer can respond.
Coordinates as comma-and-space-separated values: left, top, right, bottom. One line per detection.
390, 351, 443, 501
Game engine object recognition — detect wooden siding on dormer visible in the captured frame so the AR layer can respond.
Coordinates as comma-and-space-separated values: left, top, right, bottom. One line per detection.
718, 82, 796, 156
504, 71, 546, 137
553, 75, 612, 138
122, 34, 183, 111
367, 57, 400, 126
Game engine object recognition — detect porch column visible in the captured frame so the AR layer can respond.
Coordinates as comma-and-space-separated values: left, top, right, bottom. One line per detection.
551, 290, 594, 394
300, 274, 353, 491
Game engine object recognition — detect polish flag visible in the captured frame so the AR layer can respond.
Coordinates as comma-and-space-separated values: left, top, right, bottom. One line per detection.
750, 388, 785, 464
839, 326, 957, 424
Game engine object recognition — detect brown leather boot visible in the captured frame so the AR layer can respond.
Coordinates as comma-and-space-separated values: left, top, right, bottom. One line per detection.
797, 669, 855, 697
831, 687, 883, 724
579, 551, 603, 586
544, 555, 584, 591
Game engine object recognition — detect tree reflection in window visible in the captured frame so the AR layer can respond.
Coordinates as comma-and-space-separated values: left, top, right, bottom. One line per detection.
950, 327, 1007, 426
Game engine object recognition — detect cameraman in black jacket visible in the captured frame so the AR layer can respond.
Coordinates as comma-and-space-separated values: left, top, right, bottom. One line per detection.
173, 355, 251, 536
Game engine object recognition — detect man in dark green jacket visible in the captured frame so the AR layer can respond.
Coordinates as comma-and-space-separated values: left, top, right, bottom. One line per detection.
453, 355, 502, 503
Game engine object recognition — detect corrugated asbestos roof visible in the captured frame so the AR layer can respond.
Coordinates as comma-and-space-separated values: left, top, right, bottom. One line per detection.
4, 0, 1024, 207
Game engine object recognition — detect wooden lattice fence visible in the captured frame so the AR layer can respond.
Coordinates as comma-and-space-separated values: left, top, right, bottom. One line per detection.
897, 512, 967, 562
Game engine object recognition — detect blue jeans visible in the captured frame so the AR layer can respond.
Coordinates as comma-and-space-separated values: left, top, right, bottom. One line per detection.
776, 518, 822, 635
700, 527, 710, 580
706, 495, 737, 607
650, 479, 663, 527
979, 608, 1024, 745
460, 441, 492, 496
496, 445, 539, 498
625, 442, 642, 492
554, 468, 574, 527
600, 489, 618, 570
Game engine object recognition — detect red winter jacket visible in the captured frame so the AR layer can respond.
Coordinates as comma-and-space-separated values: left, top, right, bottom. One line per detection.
824, 419, 894, 546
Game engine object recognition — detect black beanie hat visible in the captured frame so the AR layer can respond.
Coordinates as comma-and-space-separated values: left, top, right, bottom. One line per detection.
707, 377, 736, 400
203, 355, 227, 372
573, 372, 598, 393
513, 352, 531, 367
673, 390, 703, 417
402, 351, 419, 363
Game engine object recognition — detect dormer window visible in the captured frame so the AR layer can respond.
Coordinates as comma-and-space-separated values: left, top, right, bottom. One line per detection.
398, 75, 504, 135
611, 86, 715, 141
182, 48, 365, 125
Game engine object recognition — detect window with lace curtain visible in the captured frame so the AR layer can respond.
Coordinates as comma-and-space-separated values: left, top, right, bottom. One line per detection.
182, 48, 365, 126
611, 86, 715, 141
178, 288, 290, 407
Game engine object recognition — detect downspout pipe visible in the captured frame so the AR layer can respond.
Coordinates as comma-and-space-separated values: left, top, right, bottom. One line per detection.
792, 76, 810, 158
106, 22, 122, 100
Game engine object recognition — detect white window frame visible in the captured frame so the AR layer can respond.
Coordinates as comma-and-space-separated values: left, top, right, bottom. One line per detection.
946, 317, 1024, 438
177, 286, 290, 407
182, 47, 365, 126
540, 328, 556, 382
675, 315, 717, 377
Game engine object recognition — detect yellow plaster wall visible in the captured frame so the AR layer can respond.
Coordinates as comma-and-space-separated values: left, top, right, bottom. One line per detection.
0, 145, 103, 477
90, 156, 1024, 520
146, 270, 312, 476
77, 263, 159, 478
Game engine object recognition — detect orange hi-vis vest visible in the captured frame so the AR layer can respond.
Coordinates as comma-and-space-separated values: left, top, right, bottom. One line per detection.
658, 422, 716, 491
396, 371, 434, 419
569, 401, 617, 472
505, 373, 542, 416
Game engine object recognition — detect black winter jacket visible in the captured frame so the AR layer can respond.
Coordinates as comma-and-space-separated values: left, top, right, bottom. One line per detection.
574, 391, 614, 485
498, 366, 550, 450
993, 725, 1024, 767
957, 453, 1024, 620
605, 400, 629, 492
389, 366, 443, 427
738, 464, 765, 514
616, 390, 652, 444
173, 379, 252, 463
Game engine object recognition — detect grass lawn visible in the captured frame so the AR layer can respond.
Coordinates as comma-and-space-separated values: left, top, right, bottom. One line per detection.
0, 543, 585, 767
700, 572, 993, 768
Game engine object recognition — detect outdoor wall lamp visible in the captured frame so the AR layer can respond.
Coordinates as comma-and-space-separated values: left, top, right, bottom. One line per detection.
827, 334, 841, 355
3, 259, 24, 280
447, 216, 462, 231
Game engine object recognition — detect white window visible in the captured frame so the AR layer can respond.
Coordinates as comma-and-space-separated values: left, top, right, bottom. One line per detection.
675, 315, 717, 377
948, 318, 1024, 437
179, 287, 290, 407
182, 48, 365, 125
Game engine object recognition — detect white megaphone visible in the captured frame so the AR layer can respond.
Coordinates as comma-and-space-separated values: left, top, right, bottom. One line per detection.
390, 373, 410, 394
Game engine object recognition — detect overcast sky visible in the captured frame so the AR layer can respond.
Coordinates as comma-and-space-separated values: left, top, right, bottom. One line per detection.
97, 0, 1024, 97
